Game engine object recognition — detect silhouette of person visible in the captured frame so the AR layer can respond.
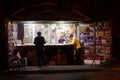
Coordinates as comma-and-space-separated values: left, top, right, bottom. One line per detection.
34, 31, 46, 67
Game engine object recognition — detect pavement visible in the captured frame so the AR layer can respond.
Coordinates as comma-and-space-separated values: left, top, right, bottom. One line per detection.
1, 64, 120, 74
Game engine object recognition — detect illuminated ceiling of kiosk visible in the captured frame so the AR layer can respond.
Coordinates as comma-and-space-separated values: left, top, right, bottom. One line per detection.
2, 0, 117, 22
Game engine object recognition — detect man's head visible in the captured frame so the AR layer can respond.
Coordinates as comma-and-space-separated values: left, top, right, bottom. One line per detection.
37, 31, 41, 36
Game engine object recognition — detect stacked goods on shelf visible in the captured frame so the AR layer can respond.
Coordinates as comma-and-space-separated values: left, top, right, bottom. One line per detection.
8, 22, 16, 66
95, 22, 111, 63
79, 24, 96, 62
24, 24, 33, 43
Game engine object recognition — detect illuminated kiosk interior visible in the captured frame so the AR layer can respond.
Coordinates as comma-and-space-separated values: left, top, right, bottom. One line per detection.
13, 21, 79, 45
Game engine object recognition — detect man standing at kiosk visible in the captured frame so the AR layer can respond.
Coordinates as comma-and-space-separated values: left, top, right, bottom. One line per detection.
34, 31, 46, 67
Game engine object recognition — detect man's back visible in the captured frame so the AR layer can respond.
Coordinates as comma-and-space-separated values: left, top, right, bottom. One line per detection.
34, 36, 46, 48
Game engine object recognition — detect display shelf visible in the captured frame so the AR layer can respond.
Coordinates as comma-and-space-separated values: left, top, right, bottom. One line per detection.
95, 22, 111, 63
79, 22, 111, 64
79, 24, 95, 62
